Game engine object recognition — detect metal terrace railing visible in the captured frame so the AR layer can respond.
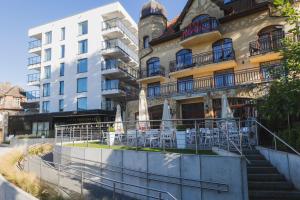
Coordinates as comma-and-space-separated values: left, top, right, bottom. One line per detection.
55, 118, 259, 157
28, 56, 41, 66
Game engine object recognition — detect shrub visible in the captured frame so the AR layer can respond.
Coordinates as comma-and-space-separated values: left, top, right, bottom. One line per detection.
176, 125, 186, 131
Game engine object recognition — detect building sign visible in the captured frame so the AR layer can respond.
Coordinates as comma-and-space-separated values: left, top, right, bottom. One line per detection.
182, 18, 219, 40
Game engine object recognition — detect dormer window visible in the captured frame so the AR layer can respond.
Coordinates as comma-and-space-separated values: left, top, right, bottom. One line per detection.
143, 36, 150, 49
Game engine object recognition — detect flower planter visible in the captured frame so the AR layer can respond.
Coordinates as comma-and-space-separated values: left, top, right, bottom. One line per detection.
108, 132, 116, 146
176, 131, 186, 149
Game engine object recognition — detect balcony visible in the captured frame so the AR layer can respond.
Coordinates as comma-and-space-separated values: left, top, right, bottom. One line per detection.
101, 102, 116, 112
180, 17, 221, 47
101, 60, 138, 81
249, 31, 284, 63
138, 67, 166, 84
101, 39, 138, 63
28, 39, 42, 54
102, 18, 138, 46
169, 48, 237, 78
147, 65, 283, 99
102, 80, 126, 98
28, 56, 41, 69
27, 73, 40, 86
26, 90, 40, 102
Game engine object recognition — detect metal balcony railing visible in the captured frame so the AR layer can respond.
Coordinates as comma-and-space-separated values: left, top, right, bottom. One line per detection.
249, 31, 285, 56
101, 60, 139, 79
147, 65, 283, 98
139, 66, 165, 79
102, 18, 138, 45
28, 39, 41, 50
101, 102, 116, 111
26, 90, 40, 100
28, 56, 41, 66
101, 39, 138, 62
169, 48, 235, 73
181, 17, 219, 41
27, 73, 40, 83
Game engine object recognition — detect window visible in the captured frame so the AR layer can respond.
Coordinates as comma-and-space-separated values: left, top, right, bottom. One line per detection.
0, 97, 4, 105
59, 99, 64, 112
147, 58, 161, 77
147, 82, 160, 97
59, 81, 64, 95
104, 80, 119, 90
77, 78, 87, 93
43, 83, 50, 97
78, 39, 88, 54
77, 97, 87, 111
60, 63, 65, 76
224, 0, 234, 4
260, 60, 284, 80
14, 97, 21, 106
104, 59, 118, 70
212, 39, 234, 63
44, 48, 51, 61
45, 31, 52, 44
44, 66, 51, 79
61, 27, 65, 40
77, 58, 88, 73
42, 101, 50, 113
61, 45, 65, 58
78, 21, 88, 35
177, 76, 194, 93
176, 49, 193, 69
143, 36, 150, 49
214, 69, 235, 88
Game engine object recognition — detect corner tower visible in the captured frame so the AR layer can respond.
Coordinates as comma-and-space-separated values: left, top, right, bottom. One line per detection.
138, 0, 167, 57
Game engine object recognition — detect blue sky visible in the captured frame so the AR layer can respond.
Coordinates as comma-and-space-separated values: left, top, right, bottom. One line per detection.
0, 0, 187, 88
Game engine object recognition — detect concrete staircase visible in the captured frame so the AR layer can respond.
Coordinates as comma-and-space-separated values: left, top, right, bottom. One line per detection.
245, 149, 300, 200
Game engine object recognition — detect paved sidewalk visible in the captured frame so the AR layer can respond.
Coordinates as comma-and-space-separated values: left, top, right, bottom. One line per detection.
0, 145, 12, 156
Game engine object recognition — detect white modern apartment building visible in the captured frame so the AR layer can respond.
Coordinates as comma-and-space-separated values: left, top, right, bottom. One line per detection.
26, 2, 138, 124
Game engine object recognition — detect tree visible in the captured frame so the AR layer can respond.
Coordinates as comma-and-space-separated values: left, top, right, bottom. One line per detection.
259, 1, 300, 132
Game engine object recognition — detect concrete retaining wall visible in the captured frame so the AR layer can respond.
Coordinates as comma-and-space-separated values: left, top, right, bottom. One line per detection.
54, 145, 249, 200
257, 146, 300, 190
0, 175, 38, 200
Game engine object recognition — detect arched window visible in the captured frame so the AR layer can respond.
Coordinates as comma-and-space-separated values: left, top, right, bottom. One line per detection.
143, 36, 150, 49
191, 14, 218, 33
147, 57, 160, 76
192, 14, 209, 23
212, 38, 234, 62
259, 25, 284, 51
176, 49, 192, 69
258, 25, 284, 38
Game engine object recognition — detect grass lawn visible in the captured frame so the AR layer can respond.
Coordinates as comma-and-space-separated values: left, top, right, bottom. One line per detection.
65, 142, 215, 155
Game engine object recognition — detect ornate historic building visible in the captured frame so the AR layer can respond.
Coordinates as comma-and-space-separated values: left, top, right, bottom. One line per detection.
126, 0, 298, 123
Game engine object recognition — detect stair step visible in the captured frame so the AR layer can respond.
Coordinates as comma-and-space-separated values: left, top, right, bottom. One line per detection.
248, 174, 286, 182
249, 181, 294, 190
248, 160, 272, 167
247, 167, 278, 174
242, 150, 261, 155
245, 155, 266, 161
249, 190, 300, 200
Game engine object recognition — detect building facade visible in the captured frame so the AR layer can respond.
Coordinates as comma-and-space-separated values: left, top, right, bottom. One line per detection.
10, 2, 139, 136
127, 0, 298, 124
0, 82, 26, 141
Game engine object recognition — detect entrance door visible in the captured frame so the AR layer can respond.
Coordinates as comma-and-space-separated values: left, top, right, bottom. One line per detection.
181, 103, 204, 127
149, 105, 163, 129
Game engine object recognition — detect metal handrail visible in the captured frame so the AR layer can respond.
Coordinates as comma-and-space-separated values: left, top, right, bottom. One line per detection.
54, 151, 229, 192
27, 157, 178, 200
255, 120, 300, 156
